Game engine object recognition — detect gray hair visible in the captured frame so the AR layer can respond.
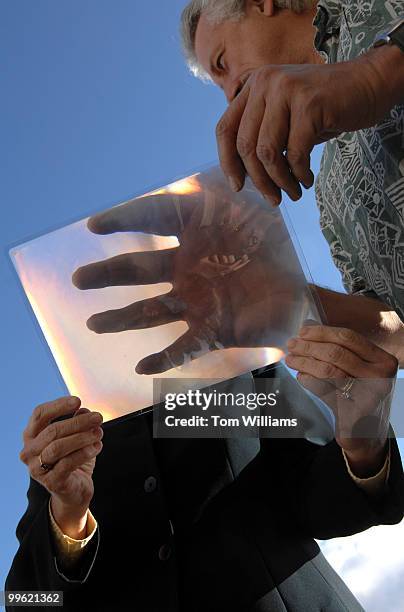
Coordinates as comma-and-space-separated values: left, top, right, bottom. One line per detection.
180, 0, 313, 80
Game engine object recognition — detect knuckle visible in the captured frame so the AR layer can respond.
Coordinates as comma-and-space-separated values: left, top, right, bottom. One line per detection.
216, 116, 231, 139
236, 135, 256, 159
254, 65, 275, 87
32, 404, 44, 423
322, 363, 336, 378
47, 439, 62, 461
299, 357, 310, 371
81, 432, 94, 448
256, 143, 278, 166
286, 149, 306, 167
338, 328, 355, 344
84, 445, 96, 459
19, 447, 28, 464
301, 341, 311, 355
55, 456, 72, 477
383, 354, 398, 376
69, 414, 82, 435
44, 423, 58, 444
250, 67, 263, 86
328, 344, 344, 363
67, 416, 81, 434
59, 419, 73, 437
320, 105, 336, 132
294, 84, 316, 107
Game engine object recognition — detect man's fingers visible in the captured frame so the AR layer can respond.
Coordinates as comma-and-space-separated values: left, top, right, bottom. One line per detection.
135, 329, 218, 375
41, 443, 103, 488
236, 95, 282, 205
25, 396, 81, 441
298, 325, 396, 367
86, 293, 186, 334
287, 111, 319, 188
216, 86, 249, 191
87, 192, 201, 236
257, 102, 302, 202
72, 249, 177, 290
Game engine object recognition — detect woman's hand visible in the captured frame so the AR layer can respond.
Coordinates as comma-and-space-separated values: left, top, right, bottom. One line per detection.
285, 325, 398, 477
19, 396, 104, 538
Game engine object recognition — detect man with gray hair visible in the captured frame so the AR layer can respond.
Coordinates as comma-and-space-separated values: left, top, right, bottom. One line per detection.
5, 4, 404, 612
180, 0, 404, 363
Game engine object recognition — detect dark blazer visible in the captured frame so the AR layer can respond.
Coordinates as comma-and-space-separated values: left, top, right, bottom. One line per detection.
5, 372, 404, 612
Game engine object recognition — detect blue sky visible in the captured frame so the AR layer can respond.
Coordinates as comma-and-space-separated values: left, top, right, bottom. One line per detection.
1, 2, 403, 609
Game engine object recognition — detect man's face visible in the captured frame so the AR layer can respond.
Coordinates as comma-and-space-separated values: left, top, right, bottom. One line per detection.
194, 3, 290, 102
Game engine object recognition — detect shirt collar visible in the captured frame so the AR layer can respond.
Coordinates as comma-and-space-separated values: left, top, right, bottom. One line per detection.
313, 0, 342, 50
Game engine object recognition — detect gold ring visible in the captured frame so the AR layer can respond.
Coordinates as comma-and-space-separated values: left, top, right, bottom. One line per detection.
340, 377, 355, 400
39, 452, 54, 473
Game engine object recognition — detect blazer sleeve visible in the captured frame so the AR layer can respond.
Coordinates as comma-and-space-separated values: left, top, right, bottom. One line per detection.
256, 435, 404, 540
5, 476, 99, 611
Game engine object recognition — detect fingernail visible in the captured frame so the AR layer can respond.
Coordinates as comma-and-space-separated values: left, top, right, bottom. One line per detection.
300, 327, 309, 337
90, 412, 103, 423
287, 339, 297, 349
229, 176, 241, 192
68, 396, 79, 406
302, 172, 314, 189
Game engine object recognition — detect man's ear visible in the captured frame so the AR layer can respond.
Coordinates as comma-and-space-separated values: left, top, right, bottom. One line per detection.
249, 0, 275, 16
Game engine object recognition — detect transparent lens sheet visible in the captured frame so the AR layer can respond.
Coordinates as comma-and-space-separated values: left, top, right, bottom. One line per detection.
10, 166, 322, 420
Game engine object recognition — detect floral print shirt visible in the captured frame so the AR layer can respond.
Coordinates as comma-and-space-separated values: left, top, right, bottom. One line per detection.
313, 0, 404, 319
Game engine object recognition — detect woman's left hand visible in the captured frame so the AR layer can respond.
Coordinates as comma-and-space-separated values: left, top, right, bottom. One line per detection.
285, 325, 398, 478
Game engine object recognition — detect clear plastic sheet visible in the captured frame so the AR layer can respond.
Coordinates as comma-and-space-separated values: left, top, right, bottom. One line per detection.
10, 166, 323, 421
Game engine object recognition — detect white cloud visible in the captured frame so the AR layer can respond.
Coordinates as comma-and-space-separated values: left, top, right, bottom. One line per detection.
319, 520, 404, 612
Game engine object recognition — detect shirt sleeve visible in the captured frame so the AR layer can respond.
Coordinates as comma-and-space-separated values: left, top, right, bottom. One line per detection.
342, 0, 404, 57
48, 500, 98, 569
342, 441, 391, 497
314, 150, 372, 296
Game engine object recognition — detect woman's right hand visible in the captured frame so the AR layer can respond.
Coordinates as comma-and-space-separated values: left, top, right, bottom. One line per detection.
19, 396, 104, 538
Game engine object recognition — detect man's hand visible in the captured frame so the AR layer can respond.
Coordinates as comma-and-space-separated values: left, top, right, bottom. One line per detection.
73, 174, 307, 375
19, 396, 104, 538
216, 51, 398, 205
285, 325, 398, 477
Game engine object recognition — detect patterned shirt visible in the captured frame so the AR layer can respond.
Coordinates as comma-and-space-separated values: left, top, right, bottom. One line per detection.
313, 0, 404, 320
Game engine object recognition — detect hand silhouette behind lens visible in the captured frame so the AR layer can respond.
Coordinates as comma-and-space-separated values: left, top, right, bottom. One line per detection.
73, 180, 306, 375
